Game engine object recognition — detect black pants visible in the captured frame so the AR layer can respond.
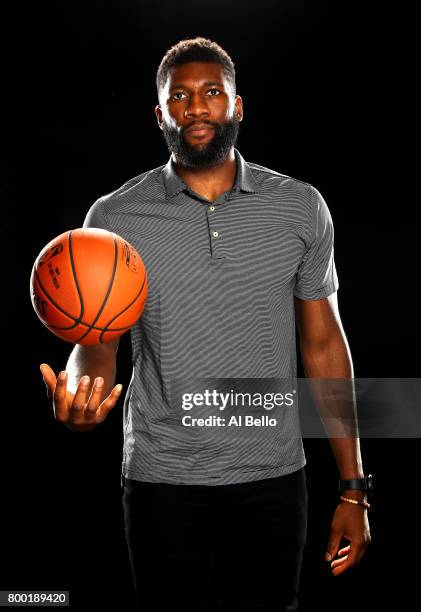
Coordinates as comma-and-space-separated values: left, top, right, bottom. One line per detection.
122, 467, 308, 612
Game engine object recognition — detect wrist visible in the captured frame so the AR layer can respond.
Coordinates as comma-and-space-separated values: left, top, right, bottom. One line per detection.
341, 489, 367, 502
338, 474, 373, 498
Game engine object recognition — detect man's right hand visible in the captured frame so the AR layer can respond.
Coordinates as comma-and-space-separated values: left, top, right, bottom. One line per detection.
40, 363, 123, 432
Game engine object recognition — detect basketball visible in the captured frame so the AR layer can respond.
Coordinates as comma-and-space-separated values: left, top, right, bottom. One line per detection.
30, 228, 148, 345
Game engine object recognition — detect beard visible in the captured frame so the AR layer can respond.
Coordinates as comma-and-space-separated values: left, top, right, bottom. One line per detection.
161, 115, 240, 169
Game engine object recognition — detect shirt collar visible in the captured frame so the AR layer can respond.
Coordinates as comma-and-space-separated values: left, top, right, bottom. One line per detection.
161, 147, 260, 199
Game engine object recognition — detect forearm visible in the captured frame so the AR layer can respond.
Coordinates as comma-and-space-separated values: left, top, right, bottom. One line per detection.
65, 344, 117, 403
300, 335, 366, 500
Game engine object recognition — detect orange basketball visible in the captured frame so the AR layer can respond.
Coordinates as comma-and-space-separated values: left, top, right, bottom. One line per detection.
30, 228, 148, 345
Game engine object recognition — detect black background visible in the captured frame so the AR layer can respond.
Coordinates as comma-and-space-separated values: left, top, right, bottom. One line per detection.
2, 1, 416, 610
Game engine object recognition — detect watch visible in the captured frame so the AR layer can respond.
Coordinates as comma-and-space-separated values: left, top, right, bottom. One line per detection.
338, 473, 374, 495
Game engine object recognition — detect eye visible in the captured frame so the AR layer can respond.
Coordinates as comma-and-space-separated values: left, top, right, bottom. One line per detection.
207, 88, 221, 96
171, 92, 186, 100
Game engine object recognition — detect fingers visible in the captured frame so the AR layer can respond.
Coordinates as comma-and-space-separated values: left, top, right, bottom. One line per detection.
84, 377, 105, 416
325, 532, 341, 563
330, 545, 350, 571
53, 370, 70, 421
40, 363, 71, 421
70, 378, 123, 424
69, 376, 92, 421
40, 363, 57, 400
96, 384, 123, 423
329, 540, 368, 576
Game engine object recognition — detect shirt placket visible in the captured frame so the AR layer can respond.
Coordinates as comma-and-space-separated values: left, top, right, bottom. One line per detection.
205, 191, 233, 260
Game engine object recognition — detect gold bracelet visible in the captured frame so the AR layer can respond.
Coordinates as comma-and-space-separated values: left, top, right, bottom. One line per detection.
340, 495, 370, 509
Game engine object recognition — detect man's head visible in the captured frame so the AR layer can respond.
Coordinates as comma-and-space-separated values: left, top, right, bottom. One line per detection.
155, 37, 243, 169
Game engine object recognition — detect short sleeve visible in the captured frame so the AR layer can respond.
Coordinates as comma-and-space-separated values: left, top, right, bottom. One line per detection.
293, 185, 339, 300
82, 197, 110, 230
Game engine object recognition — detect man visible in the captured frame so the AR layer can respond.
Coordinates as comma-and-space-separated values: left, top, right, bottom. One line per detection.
40, 37, 371, 611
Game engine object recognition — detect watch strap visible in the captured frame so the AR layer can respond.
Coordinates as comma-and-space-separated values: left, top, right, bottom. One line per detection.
338, 474, 373, 494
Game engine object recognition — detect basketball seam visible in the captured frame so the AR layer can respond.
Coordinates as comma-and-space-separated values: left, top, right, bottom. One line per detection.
99, 269, 148, 342
73, 233, 118, 343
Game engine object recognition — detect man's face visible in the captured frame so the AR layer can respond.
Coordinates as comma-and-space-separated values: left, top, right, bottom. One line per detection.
155, 62, 243, 168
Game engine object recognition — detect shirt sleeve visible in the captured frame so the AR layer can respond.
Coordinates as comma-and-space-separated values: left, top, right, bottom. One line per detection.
82, 197, 110, 230
293, 185, 339, 300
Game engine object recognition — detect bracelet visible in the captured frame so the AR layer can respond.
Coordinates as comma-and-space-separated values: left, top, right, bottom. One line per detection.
339, 495, 371, 509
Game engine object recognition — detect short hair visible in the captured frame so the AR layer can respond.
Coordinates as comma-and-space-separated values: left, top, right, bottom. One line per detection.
156, 37, 236, 100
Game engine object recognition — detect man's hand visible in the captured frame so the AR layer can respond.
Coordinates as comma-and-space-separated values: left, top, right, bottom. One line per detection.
40, 363, 123, 432
325, 502, 371, 576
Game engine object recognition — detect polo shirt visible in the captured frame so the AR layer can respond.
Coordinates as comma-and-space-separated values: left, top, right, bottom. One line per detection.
82, 147, 339, 485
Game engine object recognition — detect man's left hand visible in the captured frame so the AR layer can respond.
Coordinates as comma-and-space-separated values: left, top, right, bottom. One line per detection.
325, 502, 371, 575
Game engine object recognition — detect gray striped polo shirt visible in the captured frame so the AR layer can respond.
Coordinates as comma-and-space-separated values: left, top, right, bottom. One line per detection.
82, 147, 339, 485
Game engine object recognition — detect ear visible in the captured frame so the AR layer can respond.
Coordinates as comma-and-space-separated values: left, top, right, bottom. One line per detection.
155, 104, 163, 130
234, 95, 243, 122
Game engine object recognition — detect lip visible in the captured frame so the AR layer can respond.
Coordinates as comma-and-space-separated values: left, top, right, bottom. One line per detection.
185, 124, 214, 135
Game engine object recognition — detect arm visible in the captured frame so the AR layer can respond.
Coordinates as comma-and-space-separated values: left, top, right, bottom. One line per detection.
66, 337, 120, 403
295, 292, 371, 575
294, 292, 365, 500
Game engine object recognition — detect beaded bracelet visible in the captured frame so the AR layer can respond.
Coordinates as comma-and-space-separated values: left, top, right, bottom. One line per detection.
340, 495, 371, 509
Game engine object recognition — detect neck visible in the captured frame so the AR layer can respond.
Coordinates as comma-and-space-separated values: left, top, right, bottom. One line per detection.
172, 148, 237, 202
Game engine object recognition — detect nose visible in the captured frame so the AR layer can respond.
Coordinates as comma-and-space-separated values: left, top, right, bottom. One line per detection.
184, 92, 210, 118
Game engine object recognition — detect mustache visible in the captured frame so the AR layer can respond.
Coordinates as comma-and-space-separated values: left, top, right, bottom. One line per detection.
183, 120, 217, 132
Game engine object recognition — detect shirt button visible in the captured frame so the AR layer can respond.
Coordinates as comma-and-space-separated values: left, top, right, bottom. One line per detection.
212, 231, 219, 238
209, 205, 215, 211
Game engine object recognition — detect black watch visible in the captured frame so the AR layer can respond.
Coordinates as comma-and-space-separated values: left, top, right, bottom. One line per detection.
338, 473, 374, 495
